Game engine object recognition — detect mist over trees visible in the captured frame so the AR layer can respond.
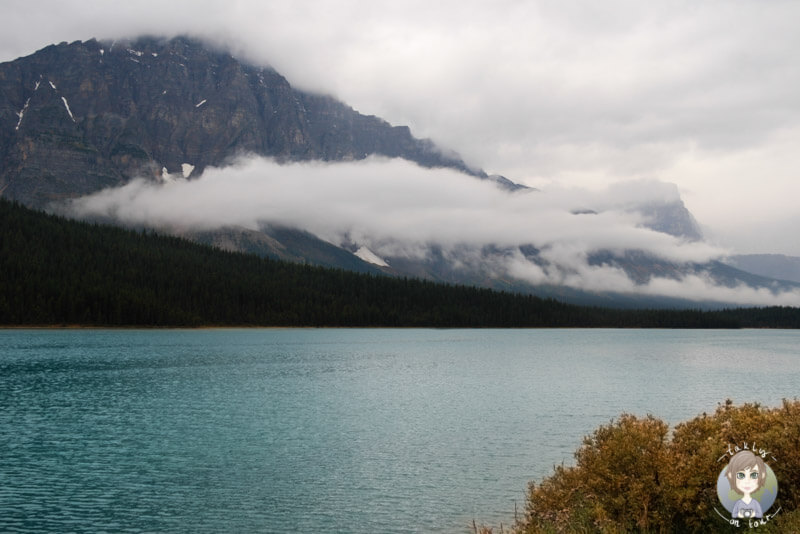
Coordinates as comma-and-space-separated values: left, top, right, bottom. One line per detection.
1, 199, 799, 328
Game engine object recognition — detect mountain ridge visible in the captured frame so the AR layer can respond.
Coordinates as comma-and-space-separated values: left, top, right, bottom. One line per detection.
0, 35, 490, 208
725, 254, 800, 285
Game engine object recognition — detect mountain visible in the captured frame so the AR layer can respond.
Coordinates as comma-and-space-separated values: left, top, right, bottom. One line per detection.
0, 36, 794, 308
725, 254, 800, 285
0, 36, 486, 208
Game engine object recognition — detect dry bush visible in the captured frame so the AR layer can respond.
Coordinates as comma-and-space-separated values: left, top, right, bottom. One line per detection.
518, 399, 800, 533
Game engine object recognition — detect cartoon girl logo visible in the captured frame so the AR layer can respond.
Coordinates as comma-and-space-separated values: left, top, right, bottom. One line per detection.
726, 450, 767, 518
716, 449, 779, 524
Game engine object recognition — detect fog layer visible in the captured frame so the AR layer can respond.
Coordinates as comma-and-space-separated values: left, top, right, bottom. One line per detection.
68, 156, 800, 306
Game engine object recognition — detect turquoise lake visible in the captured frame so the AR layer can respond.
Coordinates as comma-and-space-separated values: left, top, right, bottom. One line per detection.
1, 328, 799, 533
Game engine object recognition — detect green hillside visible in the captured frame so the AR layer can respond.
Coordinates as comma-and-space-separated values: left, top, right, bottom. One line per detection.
1, 199, 798, 328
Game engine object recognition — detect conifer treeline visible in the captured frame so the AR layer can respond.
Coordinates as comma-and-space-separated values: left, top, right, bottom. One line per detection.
1, 198, 799, 328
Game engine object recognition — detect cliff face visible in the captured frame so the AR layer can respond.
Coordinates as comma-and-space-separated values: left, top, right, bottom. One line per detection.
0, 36, 475, 207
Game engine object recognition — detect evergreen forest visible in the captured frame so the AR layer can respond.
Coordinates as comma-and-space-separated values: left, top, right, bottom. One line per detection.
2, 198, 799, 328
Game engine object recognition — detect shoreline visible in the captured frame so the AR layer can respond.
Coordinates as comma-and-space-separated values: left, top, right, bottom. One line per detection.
0, 324, 785, 330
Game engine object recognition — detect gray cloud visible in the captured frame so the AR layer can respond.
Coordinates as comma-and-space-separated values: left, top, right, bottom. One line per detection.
67, 156, 800, 306
3, 0, 800, 255
66, 157, 697, 256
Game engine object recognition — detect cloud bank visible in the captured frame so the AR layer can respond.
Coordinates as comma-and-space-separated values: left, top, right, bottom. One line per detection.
67, 156, 800, 306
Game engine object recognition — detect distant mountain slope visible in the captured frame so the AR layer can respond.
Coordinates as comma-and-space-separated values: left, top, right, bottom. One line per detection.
185, 225, 387, 274
0, 36, 482, 208
726, 254, 800, 284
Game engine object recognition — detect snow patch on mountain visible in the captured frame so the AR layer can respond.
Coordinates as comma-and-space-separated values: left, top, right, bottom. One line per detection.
355, 246, 389, 267
61, 97, 75, 122
15, 98, 30, 130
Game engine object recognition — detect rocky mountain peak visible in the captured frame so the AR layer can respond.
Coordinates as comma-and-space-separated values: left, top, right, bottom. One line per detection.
0, 36, 480, 207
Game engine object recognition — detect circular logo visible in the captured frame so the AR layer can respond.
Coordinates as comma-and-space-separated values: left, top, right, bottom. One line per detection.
716, 450, 778, 521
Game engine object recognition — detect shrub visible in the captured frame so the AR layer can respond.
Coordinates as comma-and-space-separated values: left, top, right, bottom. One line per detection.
518, 399, 800, 533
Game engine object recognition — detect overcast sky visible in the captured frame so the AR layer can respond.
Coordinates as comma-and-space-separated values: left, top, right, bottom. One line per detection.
3, 0, 800, 256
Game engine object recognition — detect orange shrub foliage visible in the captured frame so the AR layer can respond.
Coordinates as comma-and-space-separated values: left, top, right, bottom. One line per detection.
519, 399, 800, 533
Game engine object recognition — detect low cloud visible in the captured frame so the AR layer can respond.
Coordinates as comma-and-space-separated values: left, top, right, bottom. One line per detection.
67, 156, 800, 306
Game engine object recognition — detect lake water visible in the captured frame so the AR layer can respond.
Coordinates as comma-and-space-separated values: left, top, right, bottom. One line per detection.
1, 328, 799, 533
